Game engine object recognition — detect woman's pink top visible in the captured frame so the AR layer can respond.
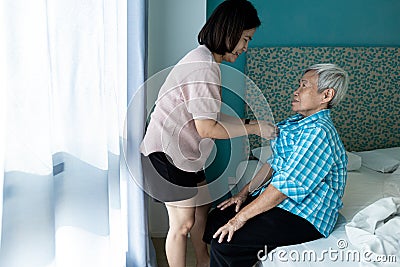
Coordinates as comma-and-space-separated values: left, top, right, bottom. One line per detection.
140, 45, 221, 172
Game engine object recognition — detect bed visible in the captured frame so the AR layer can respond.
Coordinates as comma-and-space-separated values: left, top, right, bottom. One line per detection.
229, 46, 400, 266
230, 159, 400, 266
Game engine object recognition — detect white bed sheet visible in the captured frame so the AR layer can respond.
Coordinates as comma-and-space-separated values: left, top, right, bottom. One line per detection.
250, 166, 397, 267
340, 166, 388, 220
255, 215, 360, 266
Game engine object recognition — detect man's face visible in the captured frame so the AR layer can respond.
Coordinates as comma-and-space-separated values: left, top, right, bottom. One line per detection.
291, 70, 327, 117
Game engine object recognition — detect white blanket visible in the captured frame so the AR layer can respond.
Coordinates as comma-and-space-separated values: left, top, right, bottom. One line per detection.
345, 197, 400, 266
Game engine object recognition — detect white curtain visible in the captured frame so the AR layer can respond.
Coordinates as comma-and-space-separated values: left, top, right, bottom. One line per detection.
0, 0, 153, 266
125, 0, 156, 266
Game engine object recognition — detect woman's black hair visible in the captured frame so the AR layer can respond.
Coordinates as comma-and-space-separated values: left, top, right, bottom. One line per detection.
198, 0, 261, 55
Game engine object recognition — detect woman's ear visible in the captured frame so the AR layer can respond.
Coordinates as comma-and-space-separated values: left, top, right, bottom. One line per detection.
322, 88, 335, 104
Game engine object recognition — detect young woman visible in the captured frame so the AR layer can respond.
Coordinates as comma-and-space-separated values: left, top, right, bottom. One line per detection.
140, 1, 276, 266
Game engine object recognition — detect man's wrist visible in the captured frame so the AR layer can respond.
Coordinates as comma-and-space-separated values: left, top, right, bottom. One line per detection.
235, 213, 248, 223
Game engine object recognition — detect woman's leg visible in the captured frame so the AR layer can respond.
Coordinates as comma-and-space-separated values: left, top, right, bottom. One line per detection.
190, 203, 211, 267
165, 204, 196, 267
189, 180, 212, 267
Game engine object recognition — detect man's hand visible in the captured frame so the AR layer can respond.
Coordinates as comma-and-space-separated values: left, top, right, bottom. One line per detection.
217, 191, 248, 212
213, 216, 246, 243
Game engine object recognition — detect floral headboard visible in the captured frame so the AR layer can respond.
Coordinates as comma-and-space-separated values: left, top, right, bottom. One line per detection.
245, 47, 400, 152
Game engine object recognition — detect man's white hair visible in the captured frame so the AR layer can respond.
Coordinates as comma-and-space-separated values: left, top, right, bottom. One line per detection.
305, 63, 349, 108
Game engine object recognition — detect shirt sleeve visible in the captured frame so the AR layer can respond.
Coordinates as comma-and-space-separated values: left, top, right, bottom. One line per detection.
269, 127, 334, 203
180, 67, 221, 120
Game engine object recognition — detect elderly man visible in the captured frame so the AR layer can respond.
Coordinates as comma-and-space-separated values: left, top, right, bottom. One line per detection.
203, 63, 349, 267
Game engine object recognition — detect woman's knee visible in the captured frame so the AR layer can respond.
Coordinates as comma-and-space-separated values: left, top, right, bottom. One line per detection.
166, 204, 197, 235
170, 217, 195, 236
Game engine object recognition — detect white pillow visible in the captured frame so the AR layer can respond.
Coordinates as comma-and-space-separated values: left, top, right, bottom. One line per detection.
346, 151, 362, 171
380, 147, 400, 161
251, 146, 273, 163
354, 149, 400, 173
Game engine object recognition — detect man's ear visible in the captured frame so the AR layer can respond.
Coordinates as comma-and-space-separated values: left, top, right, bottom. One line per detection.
321, 88, 335, 104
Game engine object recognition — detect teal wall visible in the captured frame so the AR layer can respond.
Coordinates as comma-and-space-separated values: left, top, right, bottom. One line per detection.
208, 0, 400, 73
147, 0, 206, 111
205, 0, 400, 185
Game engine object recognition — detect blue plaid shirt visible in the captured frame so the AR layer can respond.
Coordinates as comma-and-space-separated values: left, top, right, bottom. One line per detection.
253, 109, 347, 237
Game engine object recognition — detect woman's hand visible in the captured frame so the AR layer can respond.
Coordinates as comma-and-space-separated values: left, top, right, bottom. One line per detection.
256, 121, 279, 140
213, 216, 247, 243
217, 190, 248, 212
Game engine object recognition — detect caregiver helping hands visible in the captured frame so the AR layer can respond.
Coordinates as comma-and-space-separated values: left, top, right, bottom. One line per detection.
140, 1, 276, 267
195, 116, 276, 140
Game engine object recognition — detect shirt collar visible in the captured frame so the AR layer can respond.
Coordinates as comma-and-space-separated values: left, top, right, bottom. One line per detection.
278, 109, 331, 131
